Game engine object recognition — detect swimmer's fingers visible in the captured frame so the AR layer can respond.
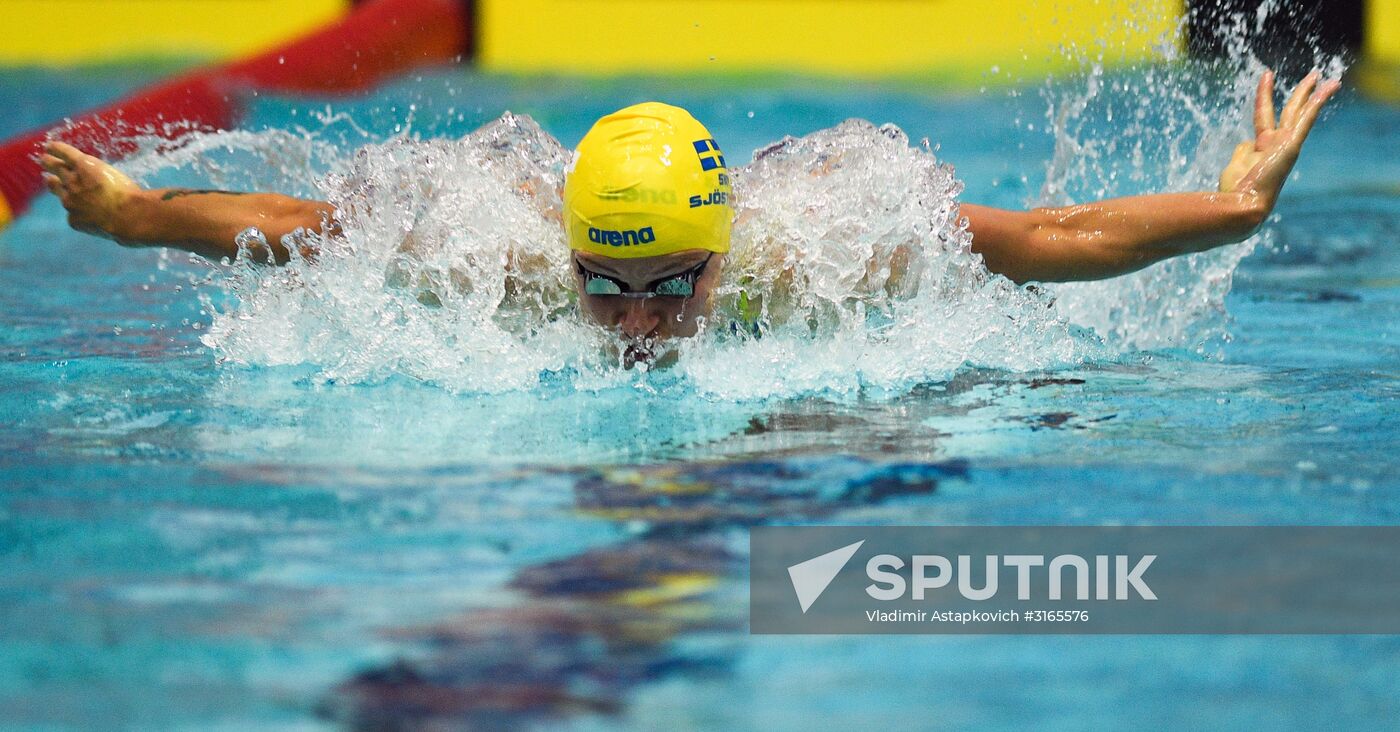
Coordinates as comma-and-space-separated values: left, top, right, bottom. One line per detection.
38, 153, 71, 177
1228, 141, 1255, 169
1254, 69, 1276, 136
1280, 70, 1321, 129
43, 140, 85, 165
1291, 78, 1342, 142
39, 155, 79, 192
1218, 141, 1257, 193
42, 172, 63, 197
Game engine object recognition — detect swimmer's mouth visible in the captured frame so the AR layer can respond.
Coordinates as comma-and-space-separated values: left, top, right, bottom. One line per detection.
621, 337, 677, 369
623, 341, 655, 368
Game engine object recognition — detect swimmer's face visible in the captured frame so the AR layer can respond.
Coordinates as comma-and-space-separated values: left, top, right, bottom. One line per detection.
572, 249, 723, 344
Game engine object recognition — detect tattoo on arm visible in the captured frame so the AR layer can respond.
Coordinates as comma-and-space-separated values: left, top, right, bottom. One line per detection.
159, 189, 250, 202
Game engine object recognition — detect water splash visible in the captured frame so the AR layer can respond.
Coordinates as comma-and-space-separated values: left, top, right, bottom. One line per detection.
1030, 0, 1347, 352
683, 120, 1086, 399
108, 1, 1343, 397
197, 114, 623, 394
123, 115, 1090, 398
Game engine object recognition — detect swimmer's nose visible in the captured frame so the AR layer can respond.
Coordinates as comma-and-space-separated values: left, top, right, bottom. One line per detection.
618, 300, 660, 339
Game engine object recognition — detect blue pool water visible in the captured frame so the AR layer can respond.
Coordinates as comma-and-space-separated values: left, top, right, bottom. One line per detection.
2, 59, 1399, 730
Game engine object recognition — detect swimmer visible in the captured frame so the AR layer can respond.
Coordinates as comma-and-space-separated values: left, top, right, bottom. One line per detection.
40, 70, 1339, 360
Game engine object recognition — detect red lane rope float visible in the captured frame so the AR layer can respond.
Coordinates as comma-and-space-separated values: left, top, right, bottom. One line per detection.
0, 0, 471, 229
223, 0, 472, 94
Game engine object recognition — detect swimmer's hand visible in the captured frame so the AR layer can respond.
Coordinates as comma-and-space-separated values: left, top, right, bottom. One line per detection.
40, 141, 141, 243
1219, 69, 1341, 207
964, 69, 1341, 284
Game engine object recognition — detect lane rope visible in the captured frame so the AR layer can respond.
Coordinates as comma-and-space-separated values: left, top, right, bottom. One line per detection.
0, 0, 471, 229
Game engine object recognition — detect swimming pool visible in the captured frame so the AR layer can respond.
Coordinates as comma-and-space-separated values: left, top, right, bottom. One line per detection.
2, 61, 1398, 730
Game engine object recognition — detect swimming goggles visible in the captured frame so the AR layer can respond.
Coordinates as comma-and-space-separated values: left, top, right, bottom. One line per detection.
576, 254, 712, 299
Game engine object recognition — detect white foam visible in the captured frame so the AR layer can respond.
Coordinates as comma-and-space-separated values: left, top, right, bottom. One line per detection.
111, 5, 1343, 398
144, 115, 1092, 398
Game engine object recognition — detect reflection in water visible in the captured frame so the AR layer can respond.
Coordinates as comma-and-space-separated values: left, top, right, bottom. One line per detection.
324, 457, 965, 730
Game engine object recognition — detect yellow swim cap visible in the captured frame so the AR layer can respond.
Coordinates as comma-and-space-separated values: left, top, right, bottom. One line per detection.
564, 102, 733, 259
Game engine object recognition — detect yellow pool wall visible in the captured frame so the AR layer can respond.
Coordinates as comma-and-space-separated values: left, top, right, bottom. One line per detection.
0, 0, 1396, 100
479, 0, 1184, 79
0, 0, 348, 65
1360, 0, 1400, 102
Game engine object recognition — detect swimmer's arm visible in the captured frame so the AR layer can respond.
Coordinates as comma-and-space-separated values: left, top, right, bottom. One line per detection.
961, 194, 1267, 283
40, 141, 334, 265
965, 69, 1340, 284
118, 188, 336, 264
